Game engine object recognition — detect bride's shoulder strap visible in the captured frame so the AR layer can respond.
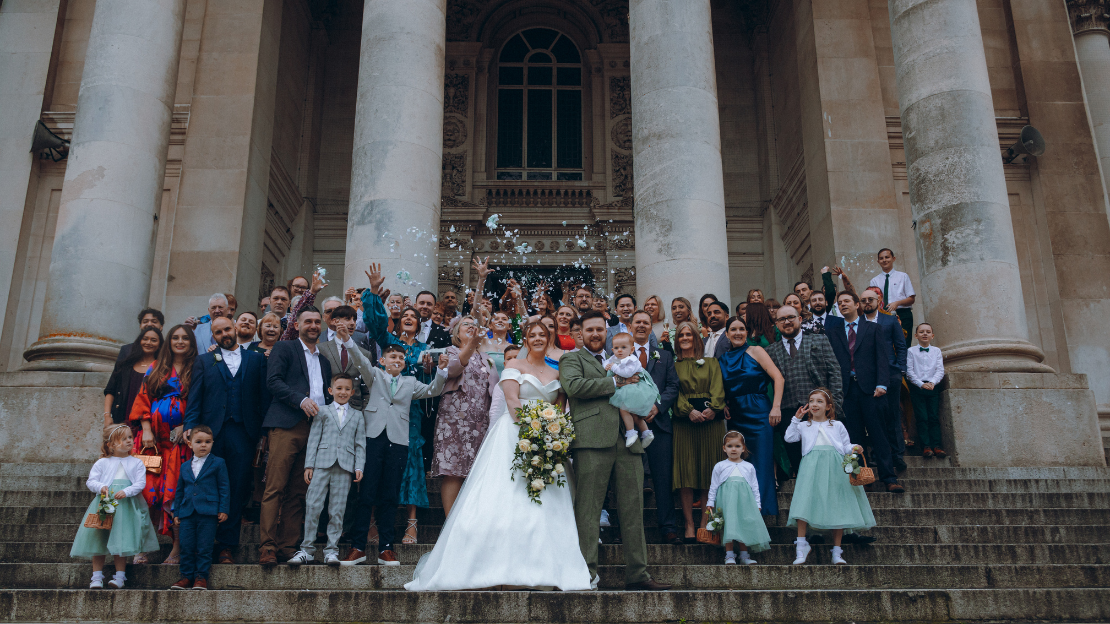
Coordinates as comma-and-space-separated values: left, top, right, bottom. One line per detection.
500, 367, 523, 382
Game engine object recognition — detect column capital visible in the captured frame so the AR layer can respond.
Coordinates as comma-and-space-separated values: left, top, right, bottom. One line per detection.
1067, 0, 1110, 35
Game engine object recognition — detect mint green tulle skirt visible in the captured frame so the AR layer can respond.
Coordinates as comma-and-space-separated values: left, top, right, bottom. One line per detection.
716, 476, 771, 552
787, 447, 876, 532
70, 478, 160, 559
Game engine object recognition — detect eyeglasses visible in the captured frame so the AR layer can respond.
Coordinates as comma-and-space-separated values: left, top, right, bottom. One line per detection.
775, 315, 799, 323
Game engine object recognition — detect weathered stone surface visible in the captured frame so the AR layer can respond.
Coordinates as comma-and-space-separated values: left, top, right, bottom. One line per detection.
0, 373, 107, 463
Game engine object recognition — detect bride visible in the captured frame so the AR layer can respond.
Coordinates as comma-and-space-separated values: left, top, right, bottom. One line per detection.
405, 320, 592, 591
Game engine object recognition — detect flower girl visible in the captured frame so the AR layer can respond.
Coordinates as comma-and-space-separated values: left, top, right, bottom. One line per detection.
705, 431, 771, 564
784, 388, 875, 565
71, 425, 160, 588
604, 332, 660, 448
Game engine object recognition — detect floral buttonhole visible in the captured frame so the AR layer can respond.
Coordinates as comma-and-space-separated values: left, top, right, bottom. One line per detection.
695, 358, 705, 367
214, 353, 223, 363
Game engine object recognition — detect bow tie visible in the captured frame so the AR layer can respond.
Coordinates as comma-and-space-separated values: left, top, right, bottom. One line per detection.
919, 347, 930, 352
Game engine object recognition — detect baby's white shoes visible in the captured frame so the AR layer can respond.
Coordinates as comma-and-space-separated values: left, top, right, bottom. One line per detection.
640, 430, 655, 449
624, 430, 638, 448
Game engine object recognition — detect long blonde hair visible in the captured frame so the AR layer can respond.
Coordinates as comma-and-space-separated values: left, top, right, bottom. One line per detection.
673, 320, 704, 361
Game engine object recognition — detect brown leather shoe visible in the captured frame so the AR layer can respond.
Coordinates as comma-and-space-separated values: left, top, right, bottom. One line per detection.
887, 482, 905, 494
933, 447, 947, 459
258, 550, 278, 567
664, 532, 683, 546
340, 548, 366, 567
217, 549, 234, 564
377, 550, 401, 566
169, 578, 192, 590
625, 578, 672, 591
192, 578, 208, 590
922, 447, 934, 458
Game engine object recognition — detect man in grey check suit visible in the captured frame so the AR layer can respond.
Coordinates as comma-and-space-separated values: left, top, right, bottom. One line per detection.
288, 373, 366, 567
765, 305, 843, 477
318, 306, 377, 410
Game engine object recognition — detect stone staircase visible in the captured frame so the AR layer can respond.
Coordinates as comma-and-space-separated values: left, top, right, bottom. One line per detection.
1, 459, 1109, 622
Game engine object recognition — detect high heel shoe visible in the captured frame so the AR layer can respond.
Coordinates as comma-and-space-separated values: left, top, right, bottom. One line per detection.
402, 519, 418, 544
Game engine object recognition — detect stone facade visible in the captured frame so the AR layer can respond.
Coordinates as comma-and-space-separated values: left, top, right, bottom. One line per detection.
0, 0, 1107, 465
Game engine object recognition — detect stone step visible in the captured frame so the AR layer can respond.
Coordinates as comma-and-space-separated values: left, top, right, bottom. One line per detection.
9, 541, 1110, 566
4, 488, 1106, 512
6, 504, 1109, 531
9, 522, 1110, 547
2, 587, 1109, 622
3, 562, 1108, 591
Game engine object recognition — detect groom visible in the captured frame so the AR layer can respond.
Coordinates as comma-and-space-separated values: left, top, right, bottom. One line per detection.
561, 311, 671, 591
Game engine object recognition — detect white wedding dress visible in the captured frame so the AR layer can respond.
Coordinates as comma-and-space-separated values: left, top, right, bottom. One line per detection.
405, 368, 592, 591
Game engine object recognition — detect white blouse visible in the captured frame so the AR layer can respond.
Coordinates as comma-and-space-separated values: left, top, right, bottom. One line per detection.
784, 418, 854, 456
706, 459, 761, 509
85, 456, 146, 498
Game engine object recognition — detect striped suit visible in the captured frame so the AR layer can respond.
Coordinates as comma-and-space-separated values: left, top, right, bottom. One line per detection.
765, 333, 843, 476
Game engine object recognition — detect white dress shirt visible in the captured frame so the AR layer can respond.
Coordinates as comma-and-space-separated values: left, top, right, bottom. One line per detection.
907, 343, 945, 387
220, 346, 242, 376
633, 342, 650, 364
704, 328, 725, 357
300, 339, 326, 407
781, 333, 803, 353
334, 403, 348, 428
327, 328, 337, 343
191, 454, 208, 478
870, 269, 915, 308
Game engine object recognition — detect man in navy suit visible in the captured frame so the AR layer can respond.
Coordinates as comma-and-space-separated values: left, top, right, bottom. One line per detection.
259, 306, 333, 565
630, 310, 682, 544
824, 291, 904, 493
184, 316, 269, 563
859, 289, 909, 472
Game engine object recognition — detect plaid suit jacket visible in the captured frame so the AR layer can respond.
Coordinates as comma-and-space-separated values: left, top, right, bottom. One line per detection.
766, 333, 844, 413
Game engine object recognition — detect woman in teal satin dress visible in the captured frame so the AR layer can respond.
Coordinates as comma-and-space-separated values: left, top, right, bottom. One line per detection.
718, 316, 784, 516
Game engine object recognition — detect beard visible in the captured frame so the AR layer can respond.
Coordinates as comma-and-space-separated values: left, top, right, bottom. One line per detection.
811, 303, 826, 315
218, 335, 238, 350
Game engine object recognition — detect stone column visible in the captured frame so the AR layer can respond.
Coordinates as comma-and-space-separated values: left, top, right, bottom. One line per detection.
343, 0, 446, 294
888, 0, 1048, 372
22, 0, 186, 372
629, 0, 731, 308
1068, 0, 1110, 211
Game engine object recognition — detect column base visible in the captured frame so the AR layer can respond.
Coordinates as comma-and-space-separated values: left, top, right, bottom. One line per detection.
941, 339, 1055, 374
22, 336, 120, 373
0, 372, 110, 463
941, 372, 1106, 467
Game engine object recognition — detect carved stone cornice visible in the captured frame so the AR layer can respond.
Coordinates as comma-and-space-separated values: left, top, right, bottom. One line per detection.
1068, 0, 1110, 34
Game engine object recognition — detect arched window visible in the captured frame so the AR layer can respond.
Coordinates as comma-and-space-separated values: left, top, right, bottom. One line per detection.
496, 29, 583, 181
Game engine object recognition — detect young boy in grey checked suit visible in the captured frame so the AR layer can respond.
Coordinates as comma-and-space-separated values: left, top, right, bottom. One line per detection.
287, 373, 366, 567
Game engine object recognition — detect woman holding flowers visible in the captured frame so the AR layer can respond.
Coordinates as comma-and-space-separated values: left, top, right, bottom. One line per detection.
406, 321, 591, 591
671, 320, 727, 543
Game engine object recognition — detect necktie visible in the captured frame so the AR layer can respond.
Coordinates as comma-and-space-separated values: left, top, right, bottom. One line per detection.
884, 273, 891, 307
341, 345, 348, 370
595, 354, 604, 366
789, 338, 798, 356
337, 405, 345, 427
847, 322, 857, 372
919, 346, 929, 352
639, 346, 648, 368
390, 376, 398, 398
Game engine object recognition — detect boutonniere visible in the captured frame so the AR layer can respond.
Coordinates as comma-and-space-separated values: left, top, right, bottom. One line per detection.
695, 358, 705, 367
651, 351, 660, 361
213, 352, 223, 364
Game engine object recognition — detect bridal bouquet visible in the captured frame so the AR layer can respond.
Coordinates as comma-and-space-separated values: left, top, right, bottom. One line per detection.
511, 400, 575, 505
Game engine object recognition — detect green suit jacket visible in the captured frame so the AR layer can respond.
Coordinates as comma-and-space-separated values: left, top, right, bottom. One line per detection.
560, 349, 644, 453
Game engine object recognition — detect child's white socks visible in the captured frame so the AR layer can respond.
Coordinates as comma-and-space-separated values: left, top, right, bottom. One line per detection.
624, 429, 638, 447
738, 550, 756, 565
724, 551, 736, 565
792, 537, 810, 565
89, 571, 104, 589
831, 546, 847, 565
640, 429, 654, 448
107, 570, 126, 589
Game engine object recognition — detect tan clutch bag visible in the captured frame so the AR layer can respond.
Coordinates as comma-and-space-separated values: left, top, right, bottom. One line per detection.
137, 446, 162, 474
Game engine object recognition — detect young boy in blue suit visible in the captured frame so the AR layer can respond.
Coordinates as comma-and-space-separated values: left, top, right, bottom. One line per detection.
171, 425, 230, 590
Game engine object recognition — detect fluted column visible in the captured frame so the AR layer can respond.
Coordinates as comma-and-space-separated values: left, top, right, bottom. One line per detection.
889, 0, 1049, 371
1068, 0, 1110, 210
23, 0, 186, 372
343, 0, 445, 294
629, 0, 731, 308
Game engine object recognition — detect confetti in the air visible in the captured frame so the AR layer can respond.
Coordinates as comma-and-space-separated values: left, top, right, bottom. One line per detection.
486, 214, 500, 230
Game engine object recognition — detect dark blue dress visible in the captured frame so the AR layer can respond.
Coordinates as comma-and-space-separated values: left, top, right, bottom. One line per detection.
719, 346, 778, 516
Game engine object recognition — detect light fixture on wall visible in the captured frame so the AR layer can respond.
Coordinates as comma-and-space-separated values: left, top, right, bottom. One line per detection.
1003, 125, 1046, 164
30, 120, 69, 162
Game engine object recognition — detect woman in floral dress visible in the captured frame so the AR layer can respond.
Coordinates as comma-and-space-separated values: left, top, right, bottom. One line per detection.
433, 316, 498, 516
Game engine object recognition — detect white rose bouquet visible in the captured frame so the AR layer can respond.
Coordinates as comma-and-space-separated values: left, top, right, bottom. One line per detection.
842, 451, 863, 476
512, 400, 575, 505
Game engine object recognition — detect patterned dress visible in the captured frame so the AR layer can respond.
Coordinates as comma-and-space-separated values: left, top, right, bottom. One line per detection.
128, 367, 192, 535
432, 346, 493, 477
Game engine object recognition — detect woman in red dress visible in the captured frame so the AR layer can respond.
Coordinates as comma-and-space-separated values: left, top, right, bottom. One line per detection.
554, 305, 578, 351
129, 324, 197, 564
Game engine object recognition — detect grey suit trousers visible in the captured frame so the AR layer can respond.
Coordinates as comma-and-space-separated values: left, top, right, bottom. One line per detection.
300, 464, 352, 558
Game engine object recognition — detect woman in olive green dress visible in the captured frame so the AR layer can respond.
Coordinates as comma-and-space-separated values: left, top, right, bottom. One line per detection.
671, 321, 727, 542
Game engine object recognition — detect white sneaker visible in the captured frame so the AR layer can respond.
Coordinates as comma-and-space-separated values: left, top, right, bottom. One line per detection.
624, 430, 638, 448
792, 539, 811, 565
831, 546, 847, 565
724, 552, 737, 565
89, 578, 104, 589
599, 510, 611, 527
739, 551, 757, 565
286, 550, 312, 567
325, 553, 340, 567
640, 430, 655, 449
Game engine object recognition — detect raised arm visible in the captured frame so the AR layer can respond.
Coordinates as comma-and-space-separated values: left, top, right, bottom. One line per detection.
280, 271, 324, 341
